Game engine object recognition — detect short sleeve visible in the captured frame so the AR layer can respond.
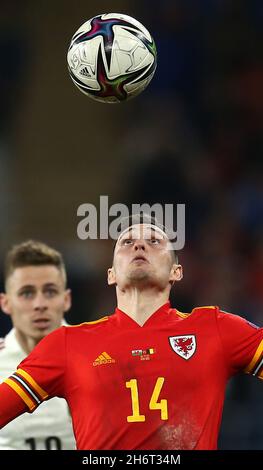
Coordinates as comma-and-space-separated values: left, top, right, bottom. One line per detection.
3, 327, 66, 412
216, 309, 263, 379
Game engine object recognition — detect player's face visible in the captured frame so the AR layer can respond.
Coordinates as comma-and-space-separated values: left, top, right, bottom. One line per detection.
108, 224, 182, 289
1, 266, 71, 342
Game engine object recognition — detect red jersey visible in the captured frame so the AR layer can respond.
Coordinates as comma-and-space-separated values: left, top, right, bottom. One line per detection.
4, 303, 263, 450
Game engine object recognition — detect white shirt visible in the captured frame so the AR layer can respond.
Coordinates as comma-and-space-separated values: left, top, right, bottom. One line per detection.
0, 328, 76, 450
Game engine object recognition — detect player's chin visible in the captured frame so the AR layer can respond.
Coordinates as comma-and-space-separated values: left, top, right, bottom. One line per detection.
128, 268, 151, 282
31, 323, 54, 337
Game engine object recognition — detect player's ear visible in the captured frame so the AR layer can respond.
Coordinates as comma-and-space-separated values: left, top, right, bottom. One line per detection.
169, 264, 183, 283
107, 267, 116, 286
63, 289, 72, 312
0, 293, 12, 316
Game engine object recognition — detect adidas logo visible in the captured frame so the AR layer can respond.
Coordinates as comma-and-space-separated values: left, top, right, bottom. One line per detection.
79, 66, 91, 77
93, 352, 115, 366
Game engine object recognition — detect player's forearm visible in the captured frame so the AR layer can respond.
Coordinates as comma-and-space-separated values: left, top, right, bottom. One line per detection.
0, 382, 27, 428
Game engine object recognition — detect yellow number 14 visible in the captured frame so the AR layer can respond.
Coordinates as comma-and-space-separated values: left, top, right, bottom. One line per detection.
126, 377, 168, 423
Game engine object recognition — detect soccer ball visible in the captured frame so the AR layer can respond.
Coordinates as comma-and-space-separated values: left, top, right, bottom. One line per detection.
67, 13, 157, 103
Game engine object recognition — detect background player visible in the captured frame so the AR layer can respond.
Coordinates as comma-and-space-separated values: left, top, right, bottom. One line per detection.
0, 215, 262, 450
0, 240, 75, 450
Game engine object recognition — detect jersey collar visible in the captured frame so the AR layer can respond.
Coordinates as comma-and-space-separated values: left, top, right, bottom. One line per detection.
114, 301, 173, 328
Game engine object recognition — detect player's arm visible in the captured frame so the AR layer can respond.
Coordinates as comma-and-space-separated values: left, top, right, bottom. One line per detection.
244, 338, 263, 379
216, 309, 263, 378
0, 326, 67, 429
0, 382, 27, 428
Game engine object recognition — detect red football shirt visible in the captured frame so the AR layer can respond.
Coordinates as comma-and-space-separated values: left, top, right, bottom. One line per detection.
4, 303, 263, 450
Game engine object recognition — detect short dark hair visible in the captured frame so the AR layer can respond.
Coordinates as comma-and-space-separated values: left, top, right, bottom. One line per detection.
114, 213, 179, 263
4, 240, 67, 288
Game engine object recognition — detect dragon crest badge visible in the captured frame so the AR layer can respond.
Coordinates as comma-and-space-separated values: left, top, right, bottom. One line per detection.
169, 335, 196, 360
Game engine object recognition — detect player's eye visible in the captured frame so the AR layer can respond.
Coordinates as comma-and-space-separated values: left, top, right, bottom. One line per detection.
44, 288, 58, 298
123, 239, 134, 246
149, 238, 161, 244
19, 290, 34, 299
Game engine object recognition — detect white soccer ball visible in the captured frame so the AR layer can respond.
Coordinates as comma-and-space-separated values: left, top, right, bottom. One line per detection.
67, 13, 157, 103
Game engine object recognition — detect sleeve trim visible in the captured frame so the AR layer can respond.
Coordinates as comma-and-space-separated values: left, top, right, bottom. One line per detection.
17, 368, 48, 400
3, 369, 49, 412
4, 378, 36, 411
244, 338, 263, 376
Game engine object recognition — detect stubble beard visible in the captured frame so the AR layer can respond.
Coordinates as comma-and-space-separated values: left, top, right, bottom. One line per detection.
126, 267, 155, 287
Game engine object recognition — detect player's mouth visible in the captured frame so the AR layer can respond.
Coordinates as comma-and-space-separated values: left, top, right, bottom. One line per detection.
132, 255, 149, 264
32, 318, 51, 329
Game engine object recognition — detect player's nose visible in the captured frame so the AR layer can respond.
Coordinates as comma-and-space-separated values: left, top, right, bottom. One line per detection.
33, 292, 48, 311
134, 239, 146, 251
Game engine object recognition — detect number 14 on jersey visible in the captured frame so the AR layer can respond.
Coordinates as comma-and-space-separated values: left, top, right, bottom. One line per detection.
126, 377, 168, 422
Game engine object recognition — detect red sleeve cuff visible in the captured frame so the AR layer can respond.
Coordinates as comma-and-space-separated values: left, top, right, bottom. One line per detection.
0, 382, 27, 429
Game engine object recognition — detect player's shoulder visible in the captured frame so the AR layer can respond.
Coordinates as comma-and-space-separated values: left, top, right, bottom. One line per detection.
190, 306, 249, 322
216, 309, 262, 330
0, 336, 13, 365
176, 305, 218, 318
65, 316, 109, 333
0, 332, 14, 355
192, 305, 218, 315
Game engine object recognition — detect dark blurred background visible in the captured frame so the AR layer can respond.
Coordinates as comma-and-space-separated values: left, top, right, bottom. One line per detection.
0, 0, 262, 449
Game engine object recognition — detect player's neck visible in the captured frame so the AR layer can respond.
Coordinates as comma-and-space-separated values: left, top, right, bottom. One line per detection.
15, 329, 39, 355
116, 288, 169, 326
